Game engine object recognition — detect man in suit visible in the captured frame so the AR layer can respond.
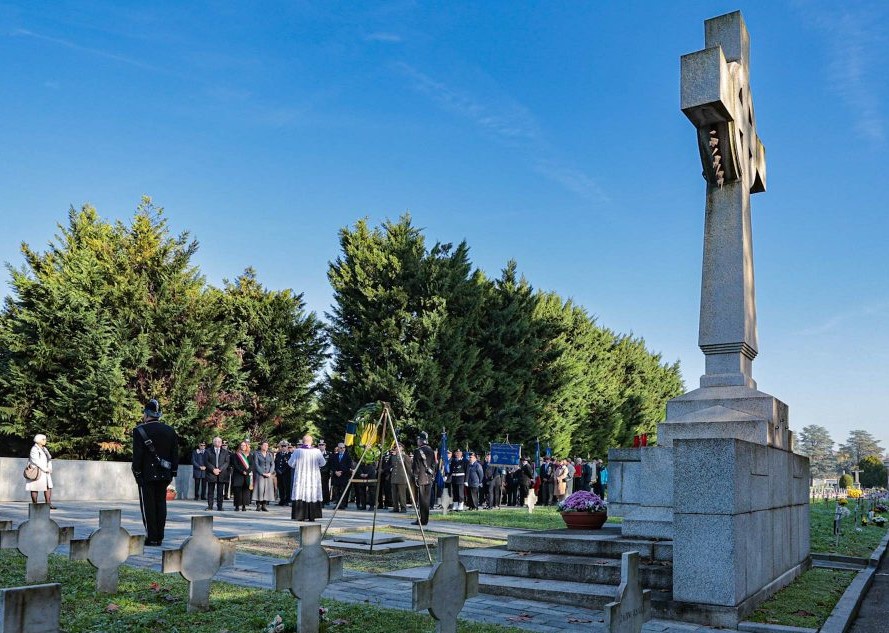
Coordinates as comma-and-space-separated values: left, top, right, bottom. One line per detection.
203, 436, 230, 511
330, 442, 352, 509
132, 399, 178, 547
192, 441, 207, 500
318, 439, 332, 506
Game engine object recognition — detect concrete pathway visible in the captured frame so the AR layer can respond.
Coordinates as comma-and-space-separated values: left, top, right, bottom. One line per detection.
848, 552, 889, 633
0, 500, 719, 633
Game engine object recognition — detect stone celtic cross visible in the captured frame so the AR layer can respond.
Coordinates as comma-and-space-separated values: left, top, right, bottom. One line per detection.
273, 524, 343, 633
70, 509, 144, 593
604, 551, 652, 633
681, 11, 767, 390
162, 515, 235, 612
0, 503, 73, 583
412, 535, 479, 633
0, 583, 61, 633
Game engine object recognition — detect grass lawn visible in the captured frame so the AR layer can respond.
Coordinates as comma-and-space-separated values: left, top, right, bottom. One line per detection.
748, 568, 856, 629
810, 500, 888, 557
0, 550, 523, 633
429, 505, 621, 530
237, 527, 506, 574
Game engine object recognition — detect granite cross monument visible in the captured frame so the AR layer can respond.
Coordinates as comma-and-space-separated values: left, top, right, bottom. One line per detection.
69, 509, 145, 593
0, 503, 73, 583
162, 515, 235, 612
412, 535, 479, 633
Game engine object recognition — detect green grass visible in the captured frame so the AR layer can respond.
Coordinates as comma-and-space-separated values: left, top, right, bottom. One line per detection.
237, 528, 505, 574
810, 500, 888, 557
429, 505, 621, 530
0, 550, 523, 633
749, 568, 856, 629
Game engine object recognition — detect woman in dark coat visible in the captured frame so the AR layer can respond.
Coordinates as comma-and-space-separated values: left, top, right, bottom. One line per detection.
231, 441, 254, 511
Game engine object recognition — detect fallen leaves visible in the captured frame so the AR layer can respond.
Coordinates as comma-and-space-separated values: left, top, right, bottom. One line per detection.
506, 613, 535, 622
567, 616, 593, 623
105, 603, 120, 613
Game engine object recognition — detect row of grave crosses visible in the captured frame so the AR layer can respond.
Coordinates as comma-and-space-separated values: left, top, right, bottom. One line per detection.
0, 503, 479, 633
1, 502, 651, 633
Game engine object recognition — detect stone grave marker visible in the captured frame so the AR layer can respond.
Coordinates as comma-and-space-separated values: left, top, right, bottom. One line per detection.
412, 535, 479, 633
0, 521, 11, 531
274, 524, 343, 633
524, 488, 537, 513
440, 488, 451, 515
162, 515, 234, 612
604, 551, 651, 633
0, 503, 73, 583
70, 509, 144, 593
0, 583, 61, 633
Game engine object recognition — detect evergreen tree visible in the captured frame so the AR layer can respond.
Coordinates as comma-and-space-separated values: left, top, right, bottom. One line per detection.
839, 430, 884, 471
796, 424, 835, 479
221, 268, 327, 442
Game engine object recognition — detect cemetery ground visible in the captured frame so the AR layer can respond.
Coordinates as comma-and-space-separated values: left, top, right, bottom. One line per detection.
1, 497, 885, 631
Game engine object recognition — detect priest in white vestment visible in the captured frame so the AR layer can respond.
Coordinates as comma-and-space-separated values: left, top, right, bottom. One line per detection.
289, 434, 327, 521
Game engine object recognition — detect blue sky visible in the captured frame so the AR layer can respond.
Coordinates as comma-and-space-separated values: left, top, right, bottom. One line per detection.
2, 2, 887, 455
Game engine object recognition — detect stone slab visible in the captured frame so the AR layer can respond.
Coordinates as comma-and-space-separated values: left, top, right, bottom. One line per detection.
331, 532, 403, 545
321, 539, 429, 553
0, 583, 60, 633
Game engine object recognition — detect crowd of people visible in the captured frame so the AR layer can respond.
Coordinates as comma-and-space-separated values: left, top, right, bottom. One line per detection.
27, 401, 610, 548
189, 433, 609, 521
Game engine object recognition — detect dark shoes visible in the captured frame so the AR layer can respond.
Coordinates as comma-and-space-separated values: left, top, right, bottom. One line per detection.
144, 539, 163, 546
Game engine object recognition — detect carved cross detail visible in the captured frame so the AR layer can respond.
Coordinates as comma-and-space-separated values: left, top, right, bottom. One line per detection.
680, 11, 767, 389
0, 503, 73, 583
162, 516, 235, 612
412, 536, 479, 633
604, 551, 652, 633
273, 524, 343, 633
70, 509, 144, 593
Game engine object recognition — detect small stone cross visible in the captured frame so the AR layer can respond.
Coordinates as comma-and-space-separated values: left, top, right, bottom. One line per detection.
525, 488, 537, 514
273, 524, 343, 633
0, 503, 73, 583
604, 551, 652, 633
70, 509, 144, 593
0, 583, 61, 633
412, 535, 479, 633
162, 516, 234, 612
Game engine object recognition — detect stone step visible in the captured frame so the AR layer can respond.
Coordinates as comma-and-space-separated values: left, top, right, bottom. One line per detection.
458, 547, 672, 590
506, 527, 673, 562
474, 573, 673, 614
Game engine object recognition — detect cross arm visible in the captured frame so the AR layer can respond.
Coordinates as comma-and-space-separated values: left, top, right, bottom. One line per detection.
162, 549, 183, 575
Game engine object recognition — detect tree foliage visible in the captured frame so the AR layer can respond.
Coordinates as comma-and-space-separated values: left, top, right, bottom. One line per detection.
320, 216, 684, 457
0, 200, 325, 458
838, 429, 884, 472
858, 455, 888, 489
797, 424, 835, 479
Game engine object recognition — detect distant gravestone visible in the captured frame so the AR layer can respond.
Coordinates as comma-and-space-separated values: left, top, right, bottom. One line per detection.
70, 509, 144, 593
525, 488, 537, 514
412, 535, 479, 633
274, 524, 343, 633
0, 504, 73, 583
0, 521, 11, 531
0, 583, 61, 633
440, 489, 452, 515
604, 551, 652, 633
162, 516, 235, 612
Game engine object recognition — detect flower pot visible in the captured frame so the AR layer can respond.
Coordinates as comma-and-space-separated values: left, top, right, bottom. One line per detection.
166, 489, 176, 501
560, 511, 607, 530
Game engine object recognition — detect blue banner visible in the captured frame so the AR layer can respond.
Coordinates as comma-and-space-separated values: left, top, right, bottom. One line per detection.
489, 443, 521, 466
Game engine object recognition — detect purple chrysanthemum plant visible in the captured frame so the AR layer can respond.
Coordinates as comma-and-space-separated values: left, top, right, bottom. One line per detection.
556, 490, 607, 513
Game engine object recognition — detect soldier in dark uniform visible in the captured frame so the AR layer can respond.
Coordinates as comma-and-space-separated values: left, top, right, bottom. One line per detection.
483, 454, 502, 509
411, 432, 437, 525
318, 440, 331, 506
519, 457, 535, 505
132, 399, 178, 547
274, 440, 292, 506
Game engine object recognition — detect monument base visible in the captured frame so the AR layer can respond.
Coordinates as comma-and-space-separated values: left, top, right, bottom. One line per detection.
607, 387, 810, 626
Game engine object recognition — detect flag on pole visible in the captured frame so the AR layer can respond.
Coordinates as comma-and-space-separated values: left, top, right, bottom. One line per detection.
535, 438, 541, 471
436, 431, 449, 490
344, 421, 357, 446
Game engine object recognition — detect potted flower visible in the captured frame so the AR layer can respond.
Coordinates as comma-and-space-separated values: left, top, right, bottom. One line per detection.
166, 482, 177, 501
557, 490, 608, 529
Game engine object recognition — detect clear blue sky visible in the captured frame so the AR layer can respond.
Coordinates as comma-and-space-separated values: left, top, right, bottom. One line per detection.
2, 2, 887, 454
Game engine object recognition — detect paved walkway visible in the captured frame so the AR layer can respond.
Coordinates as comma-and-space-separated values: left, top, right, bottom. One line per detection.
848, 551, 889, 633
0, 500, 718, 633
